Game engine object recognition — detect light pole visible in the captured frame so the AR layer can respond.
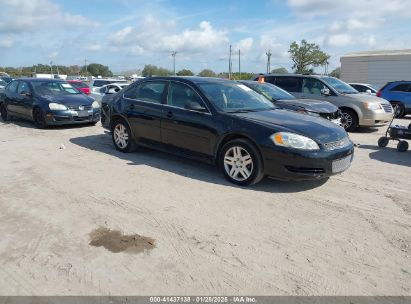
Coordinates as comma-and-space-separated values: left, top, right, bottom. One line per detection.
50, 61, 53, 75
238, 49, 241, 80
266, 50, 272, 74
171, 51, 177, 76
228, 44, 232, 79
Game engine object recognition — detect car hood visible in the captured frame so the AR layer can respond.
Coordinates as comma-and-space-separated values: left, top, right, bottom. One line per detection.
276, 98, 338, 113
344, 93, 390, 104
38, 93, 93, 105
233, 109, 348, 144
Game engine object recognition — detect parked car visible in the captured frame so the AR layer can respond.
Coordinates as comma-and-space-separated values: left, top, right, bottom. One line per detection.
239, 80, 342, 125
349, 83, 377, 95
91, 83, 129, 105
107, 77, 353, 186
89, 79, 127, 93
0, 76, 13, 84
254, 74, 393, 132
68, 80, 90, 95
0, 79, 7, 92
377, 81, 411, 118
0, 78, 100, 128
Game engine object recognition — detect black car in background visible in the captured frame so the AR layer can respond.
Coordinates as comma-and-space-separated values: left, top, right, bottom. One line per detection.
0, 78, 101, 128
239, 80, 342, 125
106, 77, 353, 186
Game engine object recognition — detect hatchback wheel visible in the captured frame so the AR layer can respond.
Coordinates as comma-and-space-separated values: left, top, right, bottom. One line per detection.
392, 103, 405, 118
33, 108, 47, 129
0, 103, 9, 121
340, 109, 358, 132
112, 120, 135, 152
219, 139, 264, 186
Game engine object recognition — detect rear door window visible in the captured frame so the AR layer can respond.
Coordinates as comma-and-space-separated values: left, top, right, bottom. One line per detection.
93, 80, 109, 87
302, 78, 325, 95
6, 80, 18, 93
274, 77, 302, 93
17, 81, 31, 94
391, 83, 410, 92
124, 81, 166, 104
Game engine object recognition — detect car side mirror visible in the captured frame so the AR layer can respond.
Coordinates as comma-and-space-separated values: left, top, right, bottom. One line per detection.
185, 101, 207, 112
20, 91, 31, 97
321, 88, 330, 96
366, 89, 372, 94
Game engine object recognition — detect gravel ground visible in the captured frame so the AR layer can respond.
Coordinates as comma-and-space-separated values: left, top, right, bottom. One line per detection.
0, 118, 410, 296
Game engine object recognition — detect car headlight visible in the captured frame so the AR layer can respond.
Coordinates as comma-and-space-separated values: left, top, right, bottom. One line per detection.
271, 132, 320, 150
49, 103, 67, 110
92, 101, 100, 109
364, 102, 382, 111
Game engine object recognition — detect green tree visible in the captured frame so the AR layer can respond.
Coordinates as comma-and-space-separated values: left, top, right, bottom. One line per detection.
82, 63, 113, 77
271, 67, 288, 74
176, 69, 194, 76
289, 40, 330, 74
142, 64, 172, 76
198, 69, 216, 77
329, 67, 341, 79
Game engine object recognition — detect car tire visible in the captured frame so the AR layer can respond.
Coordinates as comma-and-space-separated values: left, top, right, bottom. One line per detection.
340, 108, 358, 132
0, 103, 9, 121
391, 103, 405, 118
219, 138, 264, 186
397, 140, 409, 152
111, 119, 136, 153
378, 137, 389, 148
33, 108, 47, 129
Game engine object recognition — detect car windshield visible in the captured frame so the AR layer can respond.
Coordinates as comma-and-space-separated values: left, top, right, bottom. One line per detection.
70, 81, 88, 88
322, 77, 358, 94
245, 82, 295, 101
197, 82, 276, 112
31, 81, 80, 95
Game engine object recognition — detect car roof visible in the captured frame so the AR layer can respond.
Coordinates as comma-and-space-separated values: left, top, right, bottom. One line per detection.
17, 78, 66, 82
142, 76, 235, 85
349, 83, 372, 86
257, 73, 332, 79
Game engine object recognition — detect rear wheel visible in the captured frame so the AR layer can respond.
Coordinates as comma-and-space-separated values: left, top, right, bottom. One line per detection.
340, 109, 358, 132
397, 141, 409, 152
0, 103, 9, 121
392, 103, 405, 118
219, 138, 264, 186
33, 108, 47, 129
378, 137, 389, 148
111, 119, 135, 152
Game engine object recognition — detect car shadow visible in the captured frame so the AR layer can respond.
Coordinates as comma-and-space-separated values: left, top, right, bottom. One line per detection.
354, 127, 379, 134
358, 144, 411, 166
70, 133, 328, 194
2, 118, 96, 130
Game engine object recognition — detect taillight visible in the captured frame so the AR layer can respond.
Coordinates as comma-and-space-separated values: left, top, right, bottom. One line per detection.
377, 90, 382, 97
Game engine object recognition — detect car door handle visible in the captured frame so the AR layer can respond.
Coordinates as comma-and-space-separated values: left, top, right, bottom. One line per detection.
128, 104, 135, 110
166, 111, 173, 118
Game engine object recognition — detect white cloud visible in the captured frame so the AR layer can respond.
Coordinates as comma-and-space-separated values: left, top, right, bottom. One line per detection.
235, 37, 254, 53
48, 51, 58, 59
326, 34, 352, 47
85, 44, 103, 51
0, 37, 13, 48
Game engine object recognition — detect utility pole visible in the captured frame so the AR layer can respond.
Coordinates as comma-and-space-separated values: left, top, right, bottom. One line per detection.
50, 61, 53, 75
171, 51, 177, 76
229, 44, 232, 80
238, 49, 241, 80
266, 50, 272, 74
84, 58, 88, 76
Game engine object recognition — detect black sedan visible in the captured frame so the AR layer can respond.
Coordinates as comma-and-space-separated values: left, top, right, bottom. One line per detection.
240, 80, 342, 125
107, 77, 354, 186
0, 78, 100, 128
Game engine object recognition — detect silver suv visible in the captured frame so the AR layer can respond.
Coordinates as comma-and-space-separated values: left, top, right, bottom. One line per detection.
255, 74, 393, 131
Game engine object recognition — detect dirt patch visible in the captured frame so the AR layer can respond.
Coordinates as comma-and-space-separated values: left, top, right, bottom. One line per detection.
89, 227, 155, 253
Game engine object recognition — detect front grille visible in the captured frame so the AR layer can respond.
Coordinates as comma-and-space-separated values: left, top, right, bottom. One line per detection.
286, 166, 325, 174
332, 154, 353, 173
381, 104, 393, 113
68, 105, 92, 111
323, 137, 351, 151
320, 110, 341, 120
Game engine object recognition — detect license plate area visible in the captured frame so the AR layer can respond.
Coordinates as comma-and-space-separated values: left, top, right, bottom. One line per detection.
77, 110, 89, 117
332, 154, 353, 173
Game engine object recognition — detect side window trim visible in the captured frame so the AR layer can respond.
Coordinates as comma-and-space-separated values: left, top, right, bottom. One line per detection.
123, 80, 167, 104
165, 80, 212, 114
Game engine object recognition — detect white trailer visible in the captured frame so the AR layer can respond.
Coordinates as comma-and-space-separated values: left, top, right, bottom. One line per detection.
340, 49, 411, 90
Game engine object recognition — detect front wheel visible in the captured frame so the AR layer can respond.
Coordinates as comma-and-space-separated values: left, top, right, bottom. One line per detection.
111, 119, 135, 152
378, 137, 389, 148
340, 109, 358, 132
33, 108, 47, 129
219, 139, 264, 186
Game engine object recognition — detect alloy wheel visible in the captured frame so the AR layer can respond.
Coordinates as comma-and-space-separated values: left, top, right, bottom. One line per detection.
340, 112, 353, 130
113, 123, 129, 149
223, 146, 254, 182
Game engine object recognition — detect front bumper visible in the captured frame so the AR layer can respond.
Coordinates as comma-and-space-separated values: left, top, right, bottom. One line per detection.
359, 108, 393, 127
262, 144, 354, 181
45, 109, 101, 125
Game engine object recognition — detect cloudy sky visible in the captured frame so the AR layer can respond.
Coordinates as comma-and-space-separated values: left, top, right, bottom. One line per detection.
0, 0, 411, 73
